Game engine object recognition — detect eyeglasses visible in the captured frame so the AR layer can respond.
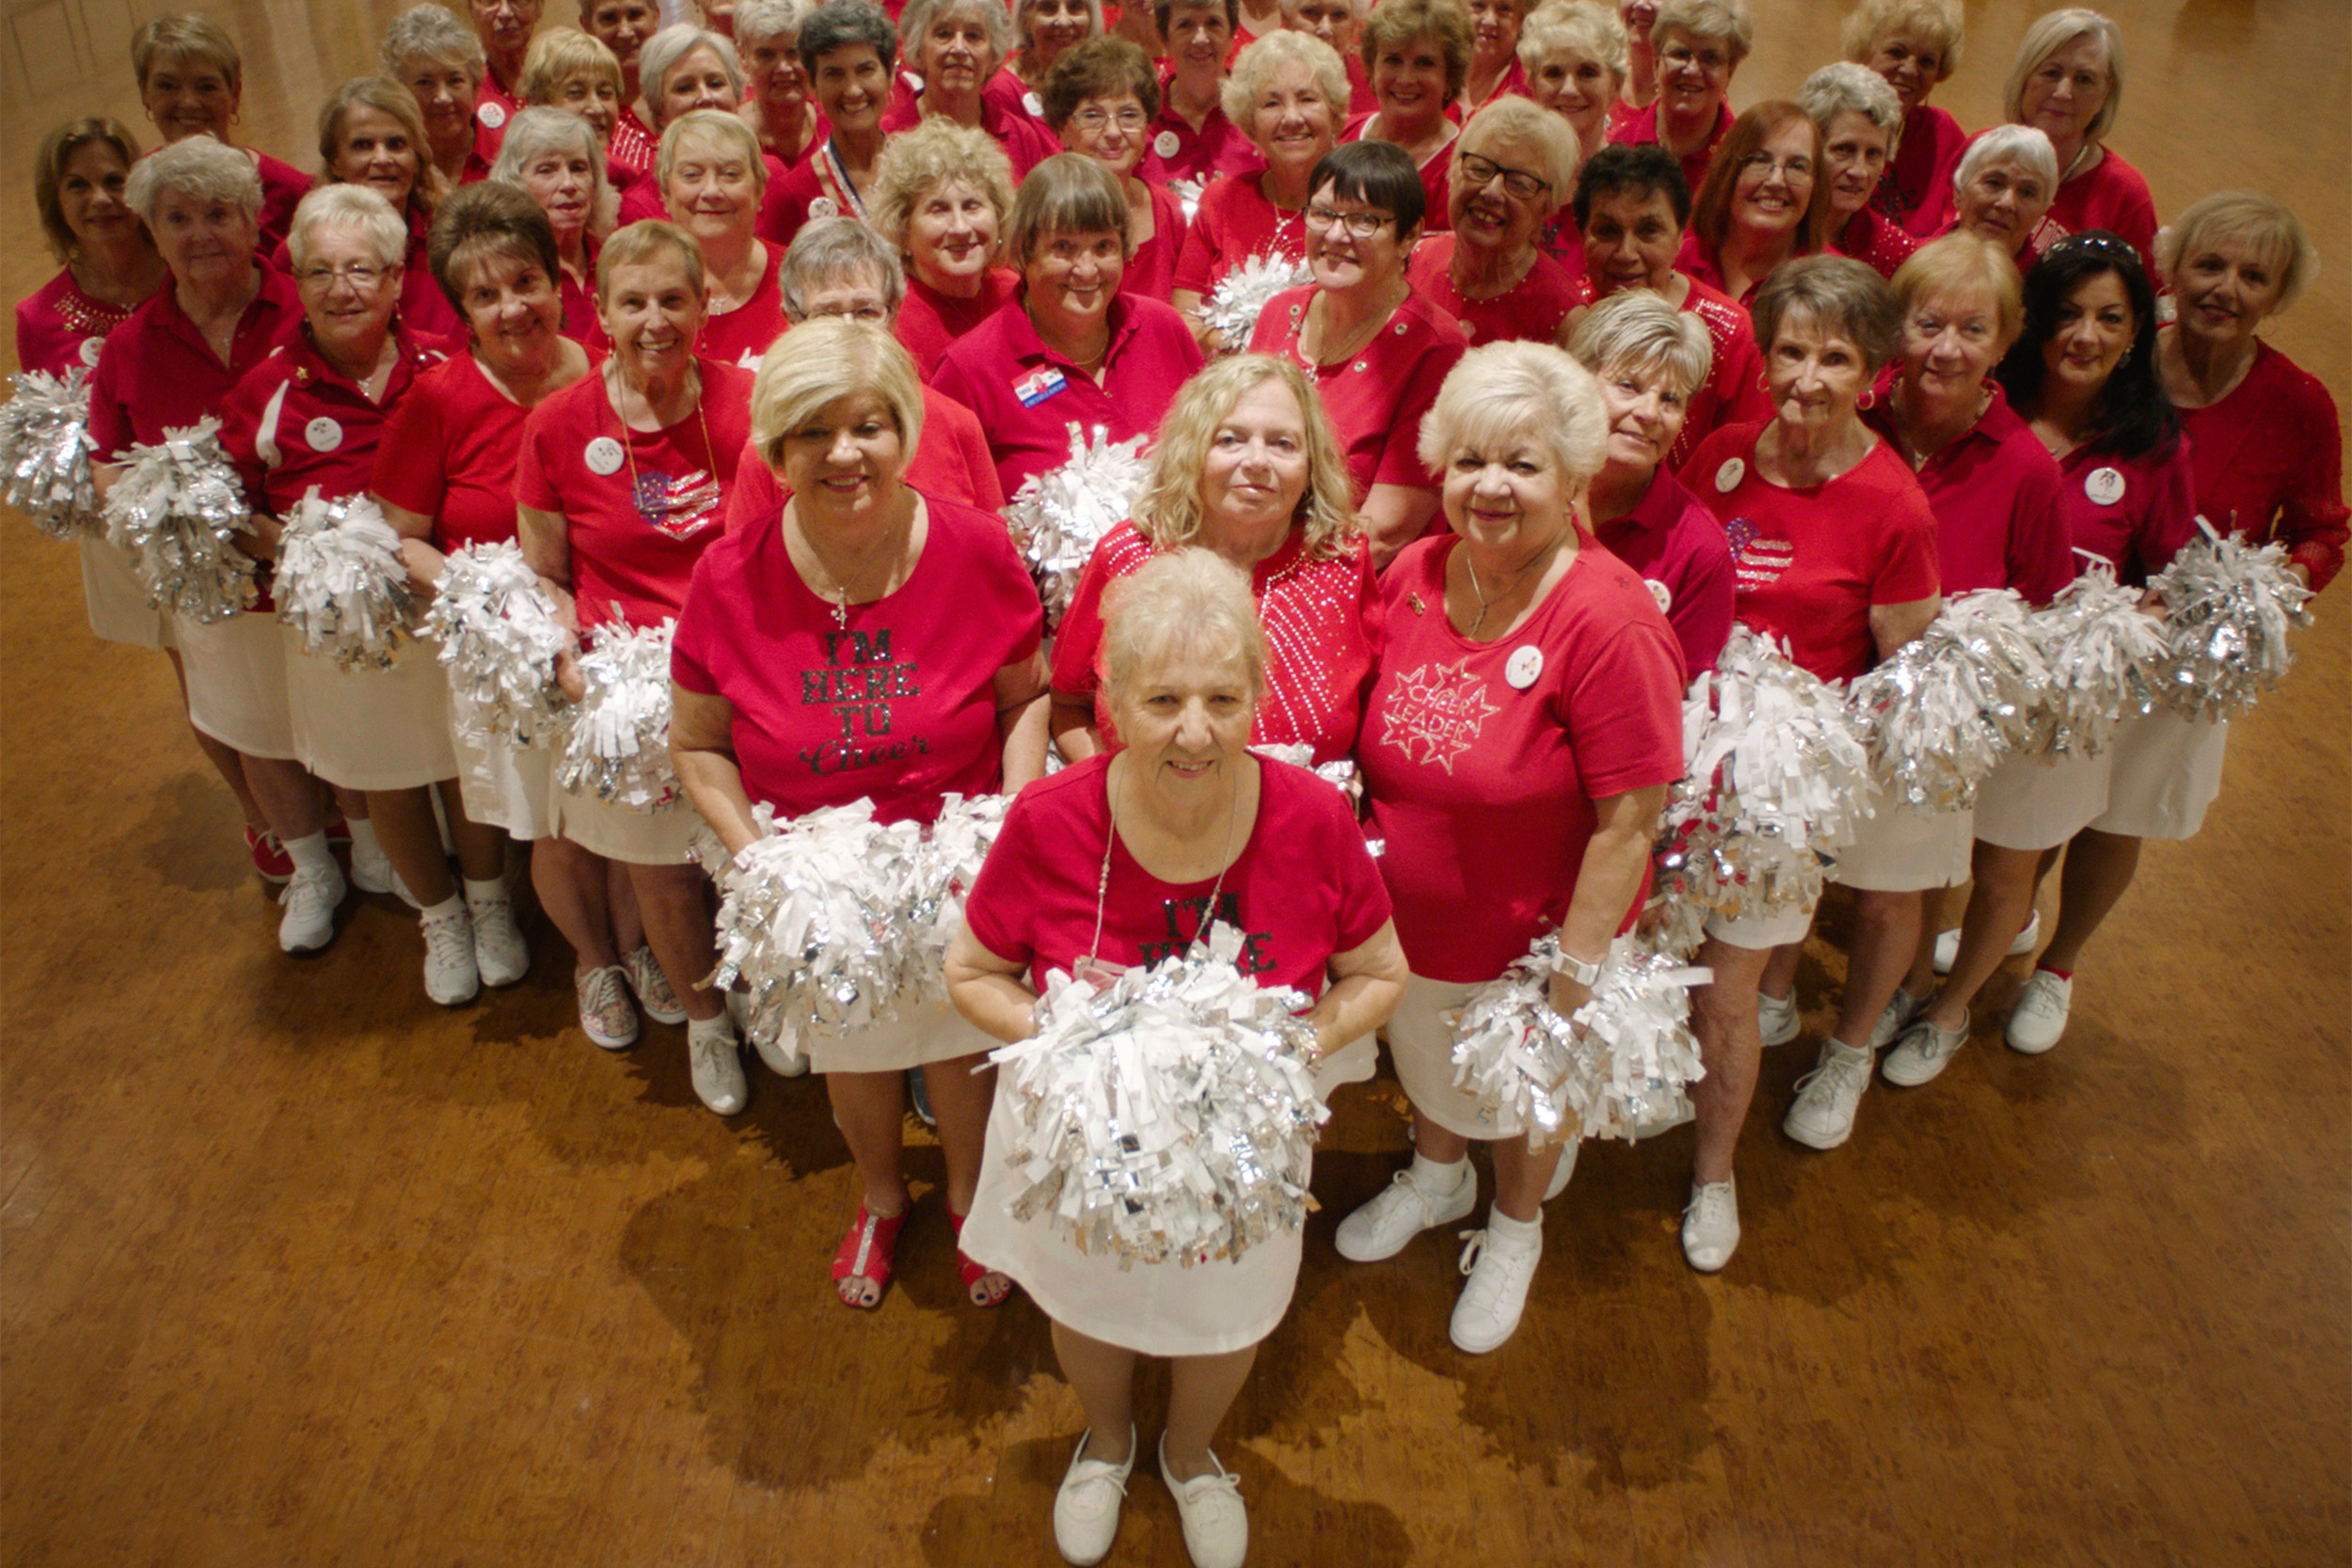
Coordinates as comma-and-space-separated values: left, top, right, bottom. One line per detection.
1660, 41, 1731, 73
1737, 151, 1814, 182
2046, 230, 2142, 265
1070, 104, 1149, 132
1306, 204, 1391, 237
810, 303, 890, 324
298, 261, 389, 290
1457, 151, 1550, 201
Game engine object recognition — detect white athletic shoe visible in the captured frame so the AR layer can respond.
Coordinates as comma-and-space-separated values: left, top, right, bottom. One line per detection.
1334, 1161, 1476, 1262
1758, 990, 1802, 1048
1932, 911, 2042, 974
1784, 1040, 1873, 1150
2005, 970, 2073, 1054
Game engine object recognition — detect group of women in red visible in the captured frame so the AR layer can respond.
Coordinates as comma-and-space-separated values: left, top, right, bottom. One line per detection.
15, 2, 2344, 1564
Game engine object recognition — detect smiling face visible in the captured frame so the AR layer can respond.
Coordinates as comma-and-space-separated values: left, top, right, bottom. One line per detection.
1862, 30, 1944, 115
403, 57, 482, 154
1526, 48, 1613, 144
56, 139, 140, 251
778, 388, 907, 521
1024, 0, 1094, 64
2172, 234, 2286, 353
1899, 285, 2004, 408
551, 71, 622, 139
918, 7, 997, 98
1819, 109, 1888, 220
1729, 119, 1816, 239
655, 44, 739, 126
1250, 59, 1338, 173
1305, 177, 1409, 294
1165, 0, 1233, 81
598, 250, 706, 379
1443, 425, 1572, 553
1113, 641, 1258, 799
1595, 356, 1688, 478
1465, 0, 1519, 70
1061, 92, 1149, 177
662, 130, 758, 244
1025, 227, 1125, 332
1449, 127, 1550, 255
810, 43, 888, 132
1371, 33, 1449, 134
297, 225, 403, 366
1764, 312, 1870, 432
141, 52, 239, 144
583, 0, 656, 72
1581, 185, 1682, 295
455, 246, 565, 371
518, 144, 596, 242
331, 104, 424, 209
1954, 155, 2053, 252
149, 185, 260, 289
2040, 268, 2136, 399
742, 28, 810, 119
2018, 33, 2110, 150
1286, 0, 1357, 55
1655, 25, 1733, 120
1200, 377, 1311, 556
905, 178, 999, 287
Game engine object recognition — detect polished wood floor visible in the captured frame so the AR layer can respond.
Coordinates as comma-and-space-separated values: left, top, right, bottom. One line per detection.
4, 2, 2346, 1564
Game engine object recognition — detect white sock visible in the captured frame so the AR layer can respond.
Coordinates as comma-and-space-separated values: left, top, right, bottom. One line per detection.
283, 831, 335, 875
346, 816, 382, 860
1486, 1207, 1543, 1250
1410, 1151, 1470, 1192
462, 876, 505, 909
420, 893, 464, 924
687, 1010, 735, 1043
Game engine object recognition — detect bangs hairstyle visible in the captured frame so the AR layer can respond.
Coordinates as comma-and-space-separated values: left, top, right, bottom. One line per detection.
124, 134, 262, 225
521, 26, 626, 104
2158, 190, 2318, 317
1517, 2, 1629, 87
1040, 36, 1161, 130
868, 117, 1016, 250
1572, 141, 1690, 229
735, 0, 806, 47
288, 182, 410, 274
749, 316, 925, 473
1310, 140, 1426, 240
132, 13, 241, 90
1952, 122, 2058, 197
318, 77, 452, 216
1995, 230, 2176, 461
1688, 102, 1833, 258
641, 24, 746, 115
1136, 355, 1359, 557
381, 4, 486, 80
799, 0, 898, 75
428, 179, 563, 311
1222, 31, 1349, 127
1753, 253, 1902, 372
1417, 339, 1610, 490
1796, 60, 1903, 153
780, 217, 909, 321
1359, 0, 1474, 103
898, 0, 1018, 64
1007, 153, 1133, 263
491, 106, 620, 239
2002, 8, 2125, 146
33, 118, 143, 262
1838, 0, 1962, 79
1890, 231, 2024, 344
1649, 0, 1753, 64
657, 107, 770, 196
1016, 0, 1105, 53
1565, 289, 1712, 404
1156, 0, 1241, 39
1454, 96, 1580, 204
596, 217, 707, 301
1100, 548, 1270, 707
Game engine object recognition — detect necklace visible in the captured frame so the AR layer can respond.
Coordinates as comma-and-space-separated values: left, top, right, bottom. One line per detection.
1461, 539, 1551, 639
798, 503, 910, 629
611, 359, 717, 530
1089, 752, 1244, 971
1303, 279, 1407, 367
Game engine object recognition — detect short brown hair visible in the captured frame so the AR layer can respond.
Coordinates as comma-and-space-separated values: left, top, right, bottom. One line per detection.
1039, 36, 1161, 130
430, 180, 564, 312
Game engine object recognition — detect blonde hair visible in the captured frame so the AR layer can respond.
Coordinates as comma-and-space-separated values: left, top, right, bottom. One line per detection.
1649, 0, 1752, 65
1565, 290, 1712, 403
132, 13, 241, 91
657, 107, 770, 197
1100, 549, 1270, 705
1838, 0, 1961, 79
868, 117, 1016, 251
288, 183, 410, 274
749, 316, 926, 476
491, 106, 621, 240
2003, 8, 2125, 146
2158, 191, 2319, 316
521, 26, 626, 105
1454, 95, 1581, 203
1221, 30, 1349, 128
1135, 356, 1359, 557
596, 218, 707, 301
1889, 231, 2025, 344
1418, 339, 1609, 489
1517, 2, 1627, 88
316, 77, 452, 219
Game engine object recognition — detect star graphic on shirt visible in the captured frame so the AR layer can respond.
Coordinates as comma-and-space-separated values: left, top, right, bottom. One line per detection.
1380, 658, 1501, 773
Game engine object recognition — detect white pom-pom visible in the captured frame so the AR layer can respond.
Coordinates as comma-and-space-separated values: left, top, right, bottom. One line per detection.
1200, 252, 1311, 354
272, 489, 417, 671
988, 923, 1327, 1268
1446, 935, 1710, 1148
1168, 177, 1206, 223
1846, 589, 2049, 814
1003, 423, 1152, 633
903, 792, 1011, 1004
0, 369, 101, 539
422, 541, 573, 747
1248, 742, 1362, 809
555, 617, 681, 810
101, 416, 258, 624
2149, 518, 2315, 721
2027, 560, 2171, 755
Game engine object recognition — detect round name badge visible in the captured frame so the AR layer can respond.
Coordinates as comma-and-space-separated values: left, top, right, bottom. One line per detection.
78, 337, 103, 368
585, 436, 626, 476
808, 196, 838, 221
477, 100, 506, 130
1646, 578, 1674, 615
1715, 456, 1745, 493
304, 416, 343, 452
2085, 466, 2126, 506
1024, 90, 1046, 119
1505, 644, 1544, 690
1153, 130, 1181, 159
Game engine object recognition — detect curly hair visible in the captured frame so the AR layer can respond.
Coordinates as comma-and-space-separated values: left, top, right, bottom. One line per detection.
1134, 355, 1360, 557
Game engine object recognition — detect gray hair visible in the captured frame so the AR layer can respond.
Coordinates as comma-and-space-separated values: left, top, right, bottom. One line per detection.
1100, 548, 1269, 706
656, 107, 770, 196
1752, 254, 1902, 372
640, 23, 745, 122
1837, 0, 1962, 79
124, 134, 262, 226
1650, 0, 1752, 65
1797, 60, 1903, 152
380, 4, 486, 79
2158, 190, 2320, 317
779, 217, 908, 320
1565, 289, 1712, 403
1455, 95, 1581, 201
2003, 8, 2125, 146
489, 105, 620, 238
288, 182, 409, 273
1518, 1, 1628, 87
734, 0, 803, 46
898, 0, 1018, 65
1221, 30, 1349, 127
1952, 122, 2058, 198
1418, 339, 1610, 490
800, 0, 898, 72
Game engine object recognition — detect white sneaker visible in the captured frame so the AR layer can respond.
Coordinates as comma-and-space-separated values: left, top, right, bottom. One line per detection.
576, 965, 639, 1050
1784, 1040, 1873, 1150
1052, 1426, 1134, 1567
1450, 1222, 1542, 1354
1758, 990, 1801, 1048
1334, 1161, 1476, 1262
689, 1020, 747, 1115
420, 907, 481, 1006
1883, 1014, 1968, 1086
278, 862, 345, 955
1867, 988, 1927, 1051
2005, 970, 2072, 1054
1933, 911, 2042, 974
625, 945, 688, 1025
1542, 1139, 1579, 1201
347, 832, 406, 902
1681, 1178, 1740, 1273
1159, 1434, 1247, 1568
467, 892, 531, 987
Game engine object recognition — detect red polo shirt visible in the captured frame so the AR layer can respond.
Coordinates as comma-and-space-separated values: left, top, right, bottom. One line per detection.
1610, 100, 1733, 200
1593, 465, 1737, 680
217, 321, 446, 515
87, 265, 303, 459
2052, 436, 2197, 588
1170, 171, 1311, 296
1863, 382, 2074, 605
1136, 69, 1265, 190
878, 95, 1061, 181
897, 269, 1021, 382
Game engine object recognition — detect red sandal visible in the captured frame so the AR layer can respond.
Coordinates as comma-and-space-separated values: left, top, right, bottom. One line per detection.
949, 1210, 1013, 1308
832, 1200, 909, 1309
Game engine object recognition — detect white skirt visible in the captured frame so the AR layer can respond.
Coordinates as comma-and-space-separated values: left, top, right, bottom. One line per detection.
1387, 973, 1503, 1142
452, 721, 555, 841
80, 535, 167, 649
2091, 711, 2228, 841
1829, 788, 1975, 893
548, 776, 700, 865
808, 996, 995, 1073
282, 627, 458, 791
176, 611, 294, 759
1972, 746, 2115, 852
1705, 885, 1822, 952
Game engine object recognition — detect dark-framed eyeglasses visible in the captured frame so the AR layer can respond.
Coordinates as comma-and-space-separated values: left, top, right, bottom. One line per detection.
1306, 204, 1392, 238
1458, 151, 1550, 201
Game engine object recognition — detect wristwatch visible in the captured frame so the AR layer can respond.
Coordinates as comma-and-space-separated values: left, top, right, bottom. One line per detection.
1554, 948, 1604, 989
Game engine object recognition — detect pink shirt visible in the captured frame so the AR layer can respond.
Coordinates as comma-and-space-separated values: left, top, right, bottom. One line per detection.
1123, 182, 1190, 303
1359, 532, 1686, 981
1342, 111, 1454, 234
375, 350, 592, 554
897, 269, 1021, 382
1248, 285, 1466, 497
723, 383, 1005, 529
1678, 423, 1943, 684
1171, 172, 1310, 297
1052, 522, 1385, 764
695, 245, 789, 370
14, 269, 149, 377
1593, 467, 1736, 680
1610, 101, 1733, 199
961, 752, 1391, 994
1872, 103, 1967, 238
670, 490, 1042, 820
513, 356, 754, 630
87, 266, 303, 459
217, 322, 446, 515
930, 293, 1205, 499
2047, 146, 2160, 285
2052, 436, 2197, 588
1863, 382, 2074, 605
1406, 232, 1580, 347
2179, 341, 2347, 593
1136, 72, 1264, 190
878, 96, 1061, 181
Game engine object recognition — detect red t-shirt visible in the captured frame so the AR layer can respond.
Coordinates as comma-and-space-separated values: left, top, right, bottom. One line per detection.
1593, 466, 1737, 681
696, 244, 789, 369
1248, 286, 1466, 497
1341, 111, 1454, 234
2051, 436, 2197, 588
1123, 182, 1190, 303
1871, 103, 1968, 238
1051, 522, 1385, 764
217, 322, 446, 515
86, 265, 303, 459
473, 75, 522, 161
1358, 532, 1686, 981
723, 382, 1005, 528
670, 490, 1042, 821
1862, 382, 2074, 605
250, 151, 311, 256
374, 350, 596, 553
14, 268, 148, 377
513, 357, 755, 630
2046, 146, 2160, 286
1136, 74, 1265, 190
1609, 100, 1733, 199
558, 239, 604, 349
616, 152, 792, 227
930, 293, 1205, 499
1406, 232, 1580, 347
897, 269, 1021, 382
878, 96, 1062, 181
1170, 172, 1311, 297
1678, 423, 1943, 683
2179, 341, 2347, 593
1833, 206, 1918, 281
961, 752, 1392, 994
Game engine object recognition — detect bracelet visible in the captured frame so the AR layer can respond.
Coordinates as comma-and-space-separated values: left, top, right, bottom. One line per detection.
1550, 947, 1605, 989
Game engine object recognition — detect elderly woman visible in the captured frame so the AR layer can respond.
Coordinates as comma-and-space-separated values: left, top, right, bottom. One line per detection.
2002, 8, 2155, 279
579, 0, 657, 125
1280, 0, 1373, 118
1842, 0, 1965, 238
758, 0, 894, 247
1676, 258, 1940, 1259
302, 79, 464, 341
516, 220, 757, 1115
618, 24, 784, 224
948, 549, 1406, 1563
882, 0, 1061, 176
1518, 1, 1629, 166
1565, 144, 1769, 468
491, 108, 620, 343
1052, 355, 1380, 774
1407, 98, 1582, 344
1464, 0, 1529, 112
1679, 102, 1831, 307
1798, 62, 1915, 281
130, 14, 311, 250
870, 119, 1021, 378
1934, 124, 2063, 272
466, 0, 544, 150
1565, 291, 1731, 679
1345, 0, 1468, 232
1614, 0, 1748, 198
1042, 39, 1190, 301
674, 317, 1048, 1311
934, 155, 1204, 496
1004, 0, 1104, 115
1169, 32, 1347, 341
521, 27, 653, 188
382, 4, 494, 186
1338, 340, 1683, 1351
736, 1, 824, 166
1137, 0, 1264, 192
644, 111, 787, 367
85, 138, 333, 921
1249, 142, 1466, 564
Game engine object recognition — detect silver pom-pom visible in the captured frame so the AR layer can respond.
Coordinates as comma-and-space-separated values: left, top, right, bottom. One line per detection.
2148, 518, 2315, 721
1168, 177, 1206, 223
2027, 560, 2171, 755
555, 616, 681, 810
903, 791, 1011, 1005
1248, 742, 1363, 810
988, 923, 1327, 1268
101, 416, 258, 625
272, 489, 417, 671
1200, 252, 1311, 354
1446, 935, 1710, 1148
1846, 589, 2049, 814
0, 369, 101, 539
423, 541, 572, 747
1002, 422, 1151, 633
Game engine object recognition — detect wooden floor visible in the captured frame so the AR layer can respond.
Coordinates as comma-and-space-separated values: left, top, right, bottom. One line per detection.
4, 3, 2346, 1564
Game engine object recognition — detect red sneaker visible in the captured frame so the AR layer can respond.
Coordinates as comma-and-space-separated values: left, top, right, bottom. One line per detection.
246, 825, 294, 884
